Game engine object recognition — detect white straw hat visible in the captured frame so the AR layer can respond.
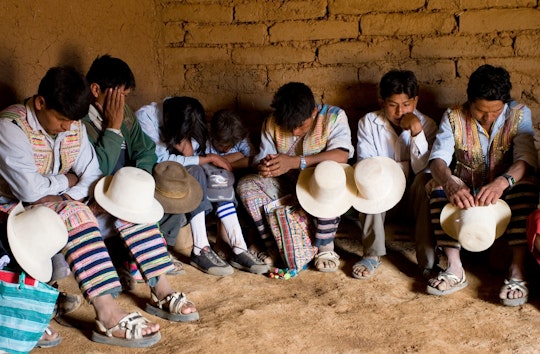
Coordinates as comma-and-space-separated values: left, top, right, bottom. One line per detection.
296, 160, 356, 218
440, 200, 511, 252
94, 166, 164, 224
7, 202, 68, 282
352, 156, 406, 214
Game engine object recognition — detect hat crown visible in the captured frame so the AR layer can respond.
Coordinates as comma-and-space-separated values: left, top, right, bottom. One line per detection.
7, 203, 68, 282
309, 160, 346, 202
106, 167, 155, 209
154, 162, 189, 199
354, 160, 390, 200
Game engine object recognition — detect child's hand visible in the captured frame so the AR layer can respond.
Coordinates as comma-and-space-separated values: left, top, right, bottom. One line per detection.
208, 154, 233, 171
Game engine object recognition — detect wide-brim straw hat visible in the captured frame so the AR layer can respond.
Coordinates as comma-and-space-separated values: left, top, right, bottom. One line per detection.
352, 156, 406, 214
153, 161, 203, 214
296, 160, 356, 218
94, 166, 164, 224
7, 202, 68, 282
440, 200, 511, 252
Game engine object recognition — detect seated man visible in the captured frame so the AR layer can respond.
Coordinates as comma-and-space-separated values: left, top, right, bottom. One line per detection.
354, 69, 438, 279
427, 64, 538, 306
82, 54, 189, 276
236, 82, 354, 272
0, 66, 197, 348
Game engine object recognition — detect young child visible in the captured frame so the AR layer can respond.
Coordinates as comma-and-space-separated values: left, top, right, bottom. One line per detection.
136, 97, 267, 275
206, 109, 254, 171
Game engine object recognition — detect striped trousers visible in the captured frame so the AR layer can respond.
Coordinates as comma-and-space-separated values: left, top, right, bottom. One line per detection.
1, 201, 173, 301
429, 180, 539, 248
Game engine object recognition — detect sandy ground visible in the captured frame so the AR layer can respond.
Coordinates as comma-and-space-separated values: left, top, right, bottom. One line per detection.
39, 223, 540, 354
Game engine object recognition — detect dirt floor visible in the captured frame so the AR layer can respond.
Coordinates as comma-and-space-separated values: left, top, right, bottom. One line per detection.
40, 223, 540, 354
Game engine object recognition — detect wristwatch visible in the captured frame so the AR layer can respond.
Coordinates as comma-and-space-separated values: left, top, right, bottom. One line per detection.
300, 156, 307, 170
502, 173, 515, 189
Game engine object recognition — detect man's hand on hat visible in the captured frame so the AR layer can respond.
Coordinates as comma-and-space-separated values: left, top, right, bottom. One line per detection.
444, 177, 475, 209
474, 180, 505, 207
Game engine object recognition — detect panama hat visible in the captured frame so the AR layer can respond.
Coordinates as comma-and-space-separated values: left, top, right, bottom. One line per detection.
440, 200, 511, 252
7, 202, 68, 282
94, 166, 164, 224
352, 156, 406, 214
153, 161, 203, 214
296, 160, 356, 218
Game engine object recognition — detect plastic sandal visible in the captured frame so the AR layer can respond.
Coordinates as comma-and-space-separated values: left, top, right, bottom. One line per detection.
427, 270, 468, 296
145, 291, 199, 322
314, 251, 340, 273
35, 325, 62, 348
500, 278, 528, 307
91, 312, 161, 348
352, 257, 381, 279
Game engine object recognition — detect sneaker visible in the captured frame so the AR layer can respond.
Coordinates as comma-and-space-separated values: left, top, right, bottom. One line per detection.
248, 245, 281, 268
190, 246, 234, 276
230, 251, 269, 274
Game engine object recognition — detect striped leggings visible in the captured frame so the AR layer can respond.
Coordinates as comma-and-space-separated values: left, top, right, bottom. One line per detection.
2, 201, 173, 301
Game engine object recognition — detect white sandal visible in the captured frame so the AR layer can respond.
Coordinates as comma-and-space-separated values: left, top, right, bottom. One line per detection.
145, 291, 199, 322
314, 251, 340, 273
91, 312, 161, 348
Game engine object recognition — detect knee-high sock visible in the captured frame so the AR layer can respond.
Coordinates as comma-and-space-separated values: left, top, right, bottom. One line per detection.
217, 202, 247, 255
190, 211, 210, 255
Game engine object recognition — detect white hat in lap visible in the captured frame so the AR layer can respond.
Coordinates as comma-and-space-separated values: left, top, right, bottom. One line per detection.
440, 200, 511, 252
7, 202, 68, 282
296, 160, 356, 218
94, 166, 164, 224
352, 156, 406, 214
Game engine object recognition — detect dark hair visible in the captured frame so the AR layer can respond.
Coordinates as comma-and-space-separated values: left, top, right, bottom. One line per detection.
379, 70, 418, 100
161, 96, 207, 155
210, 109, 248, 149
271, 82, 316, 132
37, 66, 92, 121
86, 54, 136, 92
467, 64, 512, 103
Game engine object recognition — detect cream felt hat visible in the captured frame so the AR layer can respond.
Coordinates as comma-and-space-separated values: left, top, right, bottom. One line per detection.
94, 166, 164, 224
352, 156, 406, 214
153, 161, 203, 214
7, 202, 68, 282
440, 200, 511, 252
296, 160, 356, 218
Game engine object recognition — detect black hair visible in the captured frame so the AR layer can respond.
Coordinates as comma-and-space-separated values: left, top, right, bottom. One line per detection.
467, 64, 512, 103
210, 109, 248, 149
85, 54, 136, 92
379, 69, 418, 100
161, 96, 207, 155
271, 82, 316, 132
37, 66, 92, 121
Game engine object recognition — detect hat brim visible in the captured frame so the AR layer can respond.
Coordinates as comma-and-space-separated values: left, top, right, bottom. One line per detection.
207, 187, 235, 203
155, 177, 203, 214
7, 202, 66, 282
352, 157, 406, 214
440, 200, 511, 251
296, 164, 356, 218
95, 176, 164, 224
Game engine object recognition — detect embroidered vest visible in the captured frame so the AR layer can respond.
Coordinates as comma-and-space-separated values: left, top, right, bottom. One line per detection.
448, 102, 523, 188
0, 104, 82, 198
270, 104, 340, 156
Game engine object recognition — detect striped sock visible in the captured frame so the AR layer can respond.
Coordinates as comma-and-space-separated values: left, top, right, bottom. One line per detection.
217, 202, 247, 254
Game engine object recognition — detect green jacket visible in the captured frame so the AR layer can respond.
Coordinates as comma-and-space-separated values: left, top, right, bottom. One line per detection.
82, 104, 157, 175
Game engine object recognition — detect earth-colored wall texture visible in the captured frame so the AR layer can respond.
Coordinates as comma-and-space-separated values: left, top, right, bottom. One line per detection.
0, 0, 539, 137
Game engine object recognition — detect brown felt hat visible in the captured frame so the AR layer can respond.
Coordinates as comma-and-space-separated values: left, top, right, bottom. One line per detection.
153, 161, 203, 214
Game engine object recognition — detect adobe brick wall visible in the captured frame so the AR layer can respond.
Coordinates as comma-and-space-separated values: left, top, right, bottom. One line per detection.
0, 0, 539, 142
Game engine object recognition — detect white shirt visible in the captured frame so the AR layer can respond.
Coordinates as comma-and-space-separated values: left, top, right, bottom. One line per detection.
357, 109, 437, 177
0, 100, 102, 203
135, 101, 201, 166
